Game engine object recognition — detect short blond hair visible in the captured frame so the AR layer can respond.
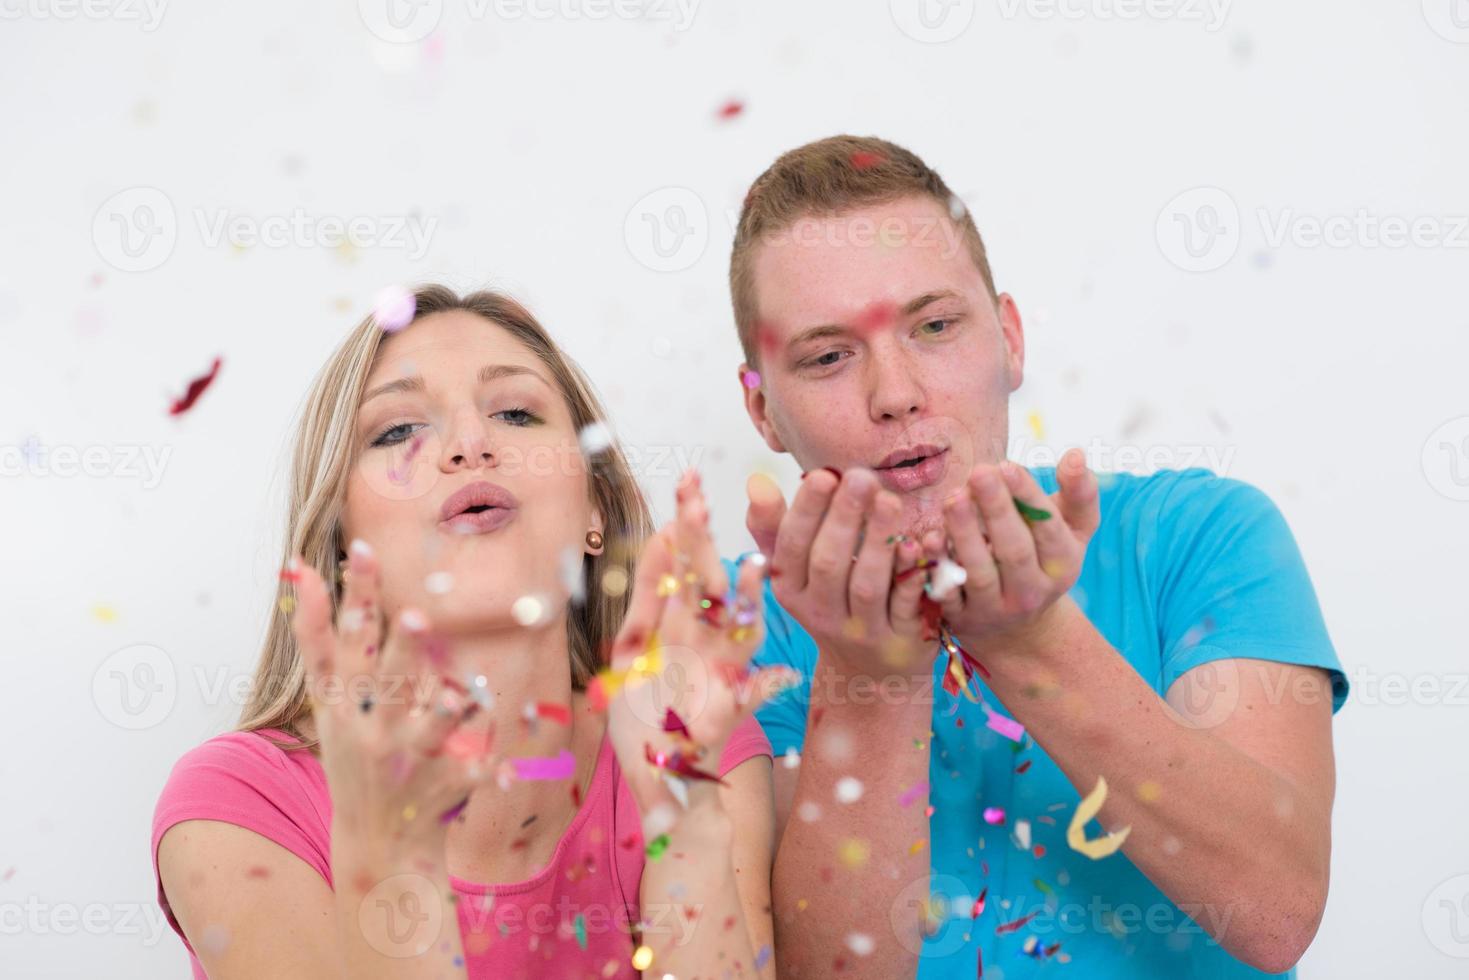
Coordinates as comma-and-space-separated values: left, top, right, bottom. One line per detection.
729, 135, 998, 365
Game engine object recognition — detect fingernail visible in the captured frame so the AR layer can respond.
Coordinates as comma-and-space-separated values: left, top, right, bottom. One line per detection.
350, 539, 373, 557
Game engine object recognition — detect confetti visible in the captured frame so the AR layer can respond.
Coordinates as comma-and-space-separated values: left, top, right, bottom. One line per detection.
1027, 410, 1045, 441
1136, 780, 1161, 803
925, 558, 968, 601
898, 781, 928, 807
645, 833, 671, 860
168, 357, 222, 416
511, 593, 551, 627
838, 838, 870, 868
996, 910, 1039, 935
645, 743, 723, 785
424, 571, 454, 595
372, 286, 416, 333
528, 701, 572, 725
511, 748, 575, 781
971, 887, 987, 917
741, 368, 761, 389
1012, 819, 1031, 850
847, 933, 875, 956
715, 98, 745, 120
984, 710, 1025, 743
851, 299, 898, 334
1067, 776, 1132, 859
387, 431, 427, 486
578, 422, 614, 458
559, 546, 586, 603
850, 150, 886, 170
835, 776, 864, 804
91, 604, 118, 623
631, 945, 654, 971
1012, 497, 1052, 523
982, 807, 1006, 826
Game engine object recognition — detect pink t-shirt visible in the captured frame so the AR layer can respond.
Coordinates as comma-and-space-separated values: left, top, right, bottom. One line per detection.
152, 718, 770, 980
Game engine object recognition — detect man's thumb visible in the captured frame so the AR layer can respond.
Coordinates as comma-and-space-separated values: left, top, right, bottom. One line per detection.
745, 472, 787, 559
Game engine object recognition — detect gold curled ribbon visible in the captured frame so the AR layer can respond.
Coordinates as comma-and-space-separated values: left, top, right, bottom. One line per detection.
1067, 775, 1132, 860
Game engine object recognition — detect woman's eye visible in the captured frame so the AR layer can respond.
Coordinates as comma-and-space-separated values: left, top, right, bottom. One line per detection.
370, 422, 421, 448
493, 407, 540, 426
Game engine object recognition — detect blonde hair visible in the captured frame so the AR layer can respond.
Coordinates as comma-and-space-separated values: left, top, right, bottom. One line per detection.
729, 134, 998, 366
237, 285, 654, 749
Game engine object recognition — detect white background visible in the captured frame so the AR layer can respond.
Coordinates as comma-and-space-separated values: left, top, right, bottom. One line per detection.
2, 1, 1466, 977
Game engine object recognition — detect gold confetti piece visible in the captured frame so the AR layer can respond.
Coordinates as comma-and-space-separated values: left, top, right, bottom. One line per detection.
909, 839, 928, 855
402, 804, 418, 822
839, 838, 870, 868
277, 596, 296, 615
600, 567, 629, 598
91, 604, 118, 623
1067, 776, 1131, 859
631, 945, 654, 970
656, 573, 680, 598
841, 616, 866, 641
1027, 410, 1045, 441
1136, 780, 1162, 803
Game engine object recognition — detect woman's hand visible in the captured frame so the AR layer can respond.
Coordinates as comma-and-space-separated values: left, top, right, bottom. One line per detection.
287, 541, 492, 850
602, 471, 795, 816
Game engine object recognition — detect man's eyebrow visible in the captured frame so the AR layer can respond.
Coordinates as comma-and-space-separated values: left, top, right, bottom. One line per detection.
361, 364, 551, 404
785, 290, 965, 350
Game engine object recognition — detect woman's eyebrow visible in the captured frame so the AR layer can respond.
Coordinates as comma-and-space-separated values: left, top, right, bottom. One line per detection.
362, 364, 551, 404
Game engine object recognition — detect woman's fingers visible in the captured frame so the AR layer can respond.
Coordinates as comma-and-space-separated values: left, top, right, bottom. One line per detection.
723, 550, 768, 667
674, 470, 728, 598
287, 557, 334, 685
610, 526, 674, 667
337, 539, 385, 678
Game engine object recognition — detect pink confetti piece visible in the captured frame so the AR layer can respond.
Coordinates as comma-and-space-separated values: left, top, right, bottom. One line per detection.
388, 431, 428, 486
741, 369, 761, 389
715, 98, 745, 120
511, 748, 575, 781
982, 806, 1006, 826
898, 781, 929, 808
985, 710, 1025, 743
373, 285, 416, 332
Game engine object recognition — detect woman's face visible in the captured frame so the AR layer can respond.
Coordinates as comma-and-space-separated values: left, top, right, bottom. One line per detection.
342, 309, 602, 634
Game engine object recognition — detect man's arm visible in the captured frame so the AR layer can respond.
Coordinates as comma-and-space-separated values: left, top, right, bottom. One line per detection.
982, 603, 1335, 973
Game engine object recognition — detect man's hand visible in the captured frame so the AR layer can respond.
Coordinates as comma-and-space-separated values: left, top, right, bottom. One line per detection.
746, 467, 930, 677
923, 448, 1100, 653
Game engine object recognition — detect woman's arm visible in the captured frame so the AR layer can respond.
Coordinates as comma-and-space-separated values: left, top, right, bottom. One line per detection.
158, 817, 468, 980
635, 757, 776, 979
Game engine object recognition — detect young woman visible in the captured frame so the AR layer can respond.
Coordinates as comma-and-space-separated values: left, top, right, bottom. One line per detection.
151, 285, 788, 979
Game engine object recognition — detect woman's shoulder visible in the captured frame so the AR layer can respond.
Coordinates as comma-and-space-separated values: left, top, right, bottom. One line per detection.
153, 727, 332, 868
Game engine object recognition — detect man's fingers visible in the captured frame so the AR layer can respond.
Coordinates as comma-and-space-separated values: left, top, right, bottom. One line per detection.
806, 469, 878, 617
849, 490, 902, 640
1002, 463, 1076, 581
889, 538, 928, 644
972, 464, 1039, 580
770, 468, 840, 592
1055, 447, 1101, 542
745, 472, 787, 561
944, 481, 1000, 604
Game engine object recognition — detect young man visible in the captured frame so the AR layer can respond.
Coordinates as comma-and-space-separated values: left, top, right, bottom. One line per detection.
724, 136, 1347, 978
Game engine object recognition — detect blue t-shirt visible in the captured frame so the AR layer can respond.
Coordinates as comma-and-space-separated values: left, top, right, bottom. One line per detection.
731, 467, 1348, 979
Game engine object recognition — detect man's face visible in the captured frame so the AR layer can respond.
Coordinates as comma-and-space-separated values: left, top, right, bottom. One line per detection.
741, 194, 1025, 541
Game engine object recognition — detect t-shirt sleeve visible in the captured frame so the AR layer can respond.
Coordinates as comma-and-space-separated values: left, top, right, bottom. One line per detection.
723, 555, 815, 758
151, 731, 333, 943
1151, 471, 1349, 712
717, 713, 773, 777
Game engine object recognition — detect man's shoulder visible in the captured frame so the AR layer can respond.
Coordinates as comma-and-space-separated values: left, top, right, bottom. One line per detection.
1028, 465, 1274, 535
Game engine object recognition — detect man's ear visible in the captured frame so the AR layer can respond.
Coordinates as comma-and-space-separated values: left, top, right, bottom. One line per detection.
739, 362, 787, 453
995, 293, 1025, 392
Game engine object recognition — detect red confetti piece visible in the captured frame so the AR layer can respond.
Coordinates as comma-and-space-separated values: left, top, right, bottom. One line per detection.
533, 701, 572, 725
1016, 760, 1033, 774
971, 886, 987, 917
1033, 845, 1046, 858
245, 865, 270, 879
996, 910, 1039, 935
662, 708, 692, 739
851, 299, 898, 334
168, 357, 222, 416
850, 150, 886, 171
644, 743, 724, 784
716, 98, 745, 120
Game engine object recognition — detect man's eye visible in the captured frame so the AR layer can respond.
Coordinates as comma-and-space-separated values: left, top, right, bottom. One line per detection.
918, 319, 952, 335
805, 350, 849, 369
371, 422, 421, 448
